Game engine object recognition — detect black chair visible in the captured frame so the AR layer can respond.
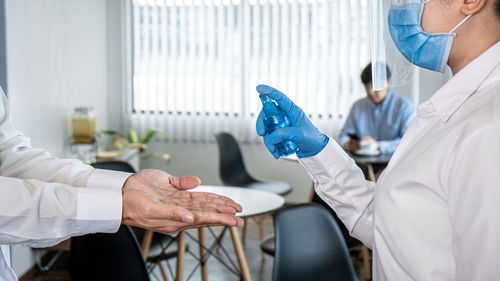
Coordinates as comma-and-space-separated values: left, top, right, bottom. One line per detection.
311, 192, 362, 249
215, 132, 291, 195
90, 160, 182, 281
91, 160, 136, 173
259, 194, 363, 257
69, 225, 150, 281
272, 203, 359, 281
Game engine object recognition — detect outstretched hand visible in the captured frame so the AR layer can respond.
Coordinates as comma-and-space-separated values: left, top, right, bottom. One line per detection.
122, 169, 244, 234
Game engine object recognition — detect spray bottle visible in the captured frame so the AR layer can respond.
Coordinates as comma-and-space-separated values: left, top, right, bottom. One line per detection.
259, 94, 299, 157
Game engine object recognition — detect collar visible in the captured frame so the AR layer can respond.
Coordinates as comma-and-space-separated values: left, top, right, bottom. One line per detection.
427, 41, 500, 122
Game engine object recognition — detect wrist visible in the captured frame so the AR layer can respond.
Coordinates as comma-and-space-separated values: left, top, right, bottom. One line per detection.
297, 134, 329, 158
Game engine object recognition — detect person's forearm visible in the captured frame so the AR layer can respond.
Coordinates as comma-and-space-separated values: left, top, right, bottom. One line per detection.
378, 138, 401, 154
339, 133, 350, 148
0, 176, 122, 247
0, 91, 99, 186
299, 139, 375, 248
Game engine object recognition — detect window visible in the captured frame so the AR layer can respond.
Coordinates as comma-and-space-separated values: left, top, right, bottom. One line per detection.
127, 0, 370, 142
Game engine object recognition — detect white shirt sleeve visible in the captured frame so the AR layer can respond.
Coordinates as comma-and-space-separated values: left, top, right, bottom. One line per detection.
0, 89, 131, 247
446, 125, 500, 281
0, 176, 124, 247
299, 139, 375, 248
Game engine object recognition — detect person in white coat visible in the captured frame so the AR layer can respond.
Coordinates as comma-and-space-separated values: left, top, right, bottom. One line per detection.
0, 88, 243, 280
256, 0, 500, 279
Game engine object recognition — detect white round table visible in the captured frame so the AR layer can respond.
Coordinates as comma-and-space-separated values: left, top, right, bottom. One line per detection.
187, 185, 285, 281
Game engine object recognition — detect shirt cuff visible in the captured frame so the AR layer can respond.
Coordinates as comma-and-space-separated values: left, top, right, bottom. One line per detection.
75, 169, 132, 234
86, 169, 133, 191
299, 138, 354, 182
75, 187, 123, 234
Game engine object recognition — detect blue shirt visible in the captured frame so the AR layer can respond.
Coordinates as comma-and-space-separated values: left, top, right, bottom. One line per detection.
339, 90, 416, 154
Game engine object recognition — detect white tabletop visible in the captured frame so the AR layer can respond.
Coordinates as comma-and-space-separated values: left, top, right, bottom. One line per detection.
190, 185, 285, 218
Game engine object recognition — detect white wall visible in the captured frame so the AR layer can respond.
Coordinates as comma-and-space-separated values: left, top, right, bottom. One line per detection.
5, 0, 109, 276
6, 0, 110, 156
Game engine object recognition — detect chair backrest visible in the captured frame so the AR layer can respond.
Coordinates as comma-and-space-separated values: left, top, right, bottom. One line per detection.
69, 225, 150, 281
91, 160, 136, 173
311, 192, 361, 248
273, 204, 359, 281
215, 132, 255, 186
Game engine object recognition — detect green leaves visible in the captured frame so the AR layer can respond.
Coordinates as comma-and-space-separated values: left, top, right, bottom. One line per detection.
102, 128, 168, 150
128, 129, 139, 143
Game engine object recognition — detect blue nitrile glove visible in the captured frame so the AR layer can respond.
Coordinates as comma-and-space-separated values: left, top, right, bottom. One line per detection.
256, 84, 329, 159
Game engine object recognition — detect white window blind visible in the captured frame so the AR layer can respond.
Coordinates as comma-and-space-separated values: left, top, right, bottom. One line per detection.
127, 0, 370, 142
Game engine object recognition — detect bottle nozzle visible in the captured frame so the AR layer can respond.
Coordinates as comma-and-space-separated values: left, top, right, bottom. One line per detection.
259, 94, 279, 116
259, 94, 271, 104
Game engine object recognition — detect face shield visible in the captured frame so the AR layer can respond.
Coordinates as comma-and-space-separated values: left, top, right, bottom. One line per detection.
370, 0, 417, 91
370, 0, 472, 90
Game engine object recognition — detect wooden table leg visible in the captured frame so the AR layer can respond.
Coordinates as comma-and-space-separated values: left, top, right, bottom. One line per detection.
141, 230, 154, 259
176, 231, 186, 281
241, 218, 248, 244
308, 181, 315, 202
362, 245, 372, 281
198, 228, 208, 281
367, 164, 376, 182
257, 216, 265, 260
229, 227, 252, 281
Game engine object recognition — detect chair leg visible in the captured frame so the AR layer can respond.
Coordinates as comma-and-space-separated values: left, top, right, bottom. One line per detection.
176, 231, 186, 281
198, 228, 208, 281
159, 262, 170, 281
362, 245, 372, 281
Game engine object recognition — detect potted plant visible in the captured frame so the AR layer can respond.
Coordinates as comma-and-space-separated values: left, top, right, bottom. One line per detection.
99, 128, 170, 162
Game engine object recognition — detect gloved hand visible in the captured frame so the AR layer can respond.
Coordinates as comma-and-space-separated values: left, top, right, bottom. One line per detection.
256, 84, 329, 159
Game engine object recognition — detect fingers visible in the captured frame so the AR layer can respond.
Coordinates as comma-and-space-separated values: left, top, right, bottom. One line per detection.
266, 127, 302, 145
151, 202, 195, 223
169, 175, 201, 190
204, 193, 243, 212
256, 110, 266, 136
153, 213, 245, 234
189, 192, 243, 213
263, 135, 279, 159
256, 84, 295, 113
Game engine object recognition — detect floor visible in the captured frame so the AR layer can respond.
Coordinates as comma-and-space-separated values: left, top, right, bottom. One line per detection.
28, 216, 365, 281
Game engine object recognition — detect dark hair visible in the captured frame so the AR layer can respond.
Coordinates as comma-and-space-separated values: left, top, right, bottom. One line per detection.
360, 63, 392, 85
496, 0, 500, 21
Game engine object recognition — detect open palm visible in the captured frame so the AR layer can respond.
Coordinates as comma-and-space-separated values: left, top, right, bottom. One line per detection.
122, 169, 244, 234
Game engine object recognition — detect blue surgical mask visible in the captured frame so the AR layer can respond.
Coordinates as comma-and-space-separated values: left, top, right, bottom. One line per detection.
388, 0, 471, 72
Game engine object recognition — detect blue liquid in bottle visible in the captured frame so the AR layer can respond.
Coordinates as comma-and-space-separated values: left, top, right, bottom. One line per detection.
259, 94, 299, 157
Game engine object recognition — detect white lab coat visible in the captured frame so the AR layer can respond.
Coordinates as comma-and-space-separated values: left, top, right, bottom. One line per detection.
0, 89, 130, 281
300, 41, 500, 280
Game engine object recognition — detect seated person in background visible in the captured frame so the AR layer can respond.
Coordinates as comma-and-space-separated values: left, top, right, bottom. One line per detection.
339, 63, 416, 154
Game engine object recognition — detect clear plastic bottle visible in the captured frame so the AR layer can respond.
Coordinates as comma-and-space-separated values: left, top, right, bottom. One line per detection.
259, 94, 299, 157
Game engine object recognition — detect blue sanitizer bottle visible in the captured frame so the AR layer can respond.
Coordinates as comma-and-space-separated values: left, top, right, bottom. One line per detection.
259, 94, 299, 157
